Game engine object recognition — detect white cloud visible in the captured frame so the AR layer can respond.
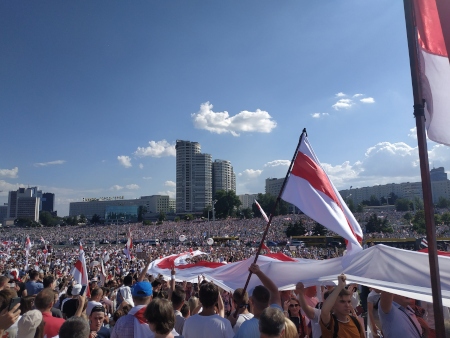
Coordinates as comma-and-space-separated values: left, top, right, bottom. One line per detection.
117, 156, 132, 168
336, 92, 346, 97
142, 177, 152, 180
110, 184, 139, 190
139, 163, 144, 169
429, 144, 450, 166
165, 180, 176, 187
264, 160, 290, 167
157, 190, 176, 198
0, 167, 18, 178
408, 127, 417, 139
238, 169, 263, 179
126, 184, 139, 190
360, 97, 375, 104
110, 185, 124, 191
34, 160, 66, 167
192, 102, 277, 137
353, 94, 363, 98
134, 140, 176, 157
311, 113, 329, 118
332, 99, 354, 110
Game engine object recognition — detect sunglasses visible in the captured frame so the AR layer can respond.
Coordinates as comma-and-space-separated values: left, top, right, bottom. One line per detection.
289, 304, 300, 307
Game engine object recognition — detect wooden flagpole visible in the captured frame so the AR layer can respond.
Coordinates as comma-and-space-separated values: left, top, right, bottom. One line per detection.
233, 128, 307, 317
403, 0, 445, 335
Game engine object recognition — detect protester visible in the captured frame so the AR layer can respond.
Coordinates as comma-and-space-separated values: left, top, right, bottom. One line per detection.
295, 282, 324, 338
89, 305, 110, 338
17, 309, 44, 338
226, 288, 253, 333
0, 289, 21, 338
283, 296, 307, 337
144, 298, 179, 338
58, 316, 90, 338
259, 307, 286, 338
35, 288, 65, 338
25, 271, 43, 296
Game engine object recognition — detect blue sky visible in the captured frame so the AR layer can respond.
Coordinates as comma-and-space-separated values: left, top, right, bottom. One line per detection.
1, 1, 449, 216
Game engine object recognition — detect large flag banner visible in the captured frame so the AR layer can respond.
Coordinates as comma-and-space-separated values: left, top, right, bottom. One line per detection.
413, 0, 450, 146
72, 243, 90, 296
281, 134, 363, 254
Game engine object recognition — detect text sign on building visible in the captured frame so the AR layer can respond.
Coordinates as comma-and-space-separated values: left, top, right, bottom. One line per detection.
82, 196, 124, 202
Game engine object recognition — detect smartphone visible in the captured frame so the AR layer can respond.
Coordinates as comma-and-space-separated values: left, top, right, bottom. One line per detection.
80, 285, 87, 296
8, 297, 21, 311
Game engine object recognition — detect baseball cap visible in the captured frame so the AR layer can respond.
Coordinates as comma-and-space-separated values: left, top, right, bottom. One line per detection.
132, 281, 153, 297
71, 284, 82, 296
18, 310, 42, 338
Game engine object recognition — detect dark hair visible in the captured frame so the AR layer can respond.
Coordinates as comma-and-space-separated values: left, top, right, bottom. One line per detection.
199, 282, 219, 308
287, 297, 300, 317
20, 296, 35, 314
151, 280, 161, 288
90, 287, 103, 298
144, 298, 175, 335
180, 303, 189, 318
251, 285, 270, 310
170, 285, 186, 308
0, 289, 15, 312
259, 307, 285, 336
233, 288, 249, 308
29, 270, 39, 280
59, 317, 90, 338
123, 275, 133, 286
35, 289, 55, 311
43, 276, 55, 288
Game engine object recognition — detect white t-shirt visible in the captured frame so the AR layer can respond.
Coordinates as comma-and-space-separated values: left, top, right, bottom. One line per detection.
86, 300, 102, 316
233, 313, 254, 334
182, 314, 234, 338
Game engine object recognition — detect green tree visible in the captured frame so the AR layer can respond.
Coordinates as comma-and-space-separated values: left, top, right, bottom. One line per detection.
365, 213, 393, 233
395, 198, 411, 212
138, 206, 147, 222
39, 211, 55, 227
412, 210, 426, 234
214, 190, 242, 219
435, 213, 442, 225
91, 214, 101, 224
441, 212, 450, 225
346, 199, 355, 213
185, 214, 194, 221
387, 192, 399, 205
285, 220, 306, 237
413, 197, 424, 211
356, 204, 364, 213
79, 214, 87, 224
403, 212, 413, 222
158, 212, 166, 222
312, 222, 328, 236
240, 208, 253, 219
174, 216, 181, 222
143, 220, 152, 225
436, 197, 450, 209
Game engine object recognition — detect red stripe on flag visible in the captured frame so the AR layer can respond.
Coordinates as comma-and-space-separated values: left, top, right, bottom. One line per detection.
291, 151, 362, 243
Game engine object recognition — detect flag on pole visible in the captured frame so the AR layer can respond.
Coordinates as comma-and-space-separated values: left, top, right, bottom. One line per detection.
281, 133, 363, 254
413, 0, 450, 146
71, 243, 90, 296
123, 228, 133, 261
25, 237, 32, 252
254, 200, 270, 223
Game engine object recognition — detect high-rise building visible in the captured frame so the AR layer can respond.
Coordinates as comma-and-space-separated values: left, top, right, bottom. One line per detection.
265, 178, 284, 197
7, 187, 41, 221
238, 194, 259, 209
176, 140, 214, 213
212, 159, 236, 197
430, 167, 448, 181
42, 193, 55, 213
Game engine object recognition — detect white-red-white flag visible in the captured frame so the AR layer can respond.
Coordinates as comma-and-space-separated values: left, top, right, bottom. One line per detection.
123, 228, 133, 261
71, 243, 90, 296
25, 237, 32, 252
413, 0, 450, 146
254, 200, 270, 223
281, 134, 363, 254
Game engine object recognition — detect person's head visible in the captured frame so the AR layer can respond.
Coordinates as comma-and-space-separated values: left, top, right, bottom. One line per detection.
332, 288, 352, 317
250, 285, 270, 312
259, 307, 285, 338
123, 275, 133, 286
132, 281, 153, 306
151, 279, 162, 292
180, 303, 190, 318
29, 270, 39, 281
170, 285, 186, 310
199, 282, 219, 309
287, 297, 300, 317
233, 288, 250, 310
43, 276, 55, 289
144, 298, 175, 335
20, 296, 36, 315
58, 317, 90, 338
0, 276, 9, 290
89, 305, 106, 332
304, 285, 317, 298
282, 317, 298, 338
0, 288, 16, 312
90, 287, 103, 301
188, 296, 199, 314
35, 288, 55, 312
17, 309, 44, 338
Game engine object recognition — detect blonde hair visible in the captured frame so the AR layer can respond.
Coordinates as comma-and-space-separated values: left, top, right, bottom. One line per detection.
188, 296, 199, 314
282, 317, 298, 338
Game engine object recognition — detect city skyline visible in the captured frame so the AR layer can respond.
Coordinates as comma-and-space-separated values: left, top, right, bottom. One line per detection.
1, 1, 450, 217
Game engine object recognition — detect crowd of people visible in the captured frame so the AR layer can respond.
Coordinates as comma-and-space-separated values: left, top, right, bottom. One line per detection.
0, 211, 450, 337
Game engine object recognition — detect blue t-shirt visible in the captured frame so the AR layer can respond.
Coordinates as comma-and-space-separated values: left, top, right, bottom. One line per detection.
234, 304, 282, 338
25, 280, 43, 296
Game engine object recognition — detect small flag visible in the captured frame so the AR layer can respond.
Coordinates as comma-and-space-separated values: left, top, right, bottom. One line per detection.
254, 200, 270, 223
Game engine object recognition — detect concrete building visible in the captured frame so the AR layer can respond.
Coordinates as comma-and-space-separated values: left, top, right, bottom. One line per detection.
212, 159, 236, 197
430, 167, 448, 181
176, 140, 213, 213
0, 205, 7, 225
238, 194, 259, 209
7, 187, 41, 222
69, 195, 172, 219
265, 178, 284, 196
41, 193, 55, 214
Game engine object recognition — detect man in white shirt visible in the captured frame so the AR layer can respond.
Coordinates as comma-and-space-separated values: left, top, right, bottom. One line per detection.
182, 282, 234, 338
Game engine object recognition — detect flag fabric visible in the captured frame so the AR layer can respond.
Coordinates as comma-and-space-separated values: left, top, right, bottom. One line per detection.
413, 0, 450, 146
123, 228, 133, 261
25, 237, 32, 252
421, 237, 428, 248
261, 242, 272, 253
281, 134, 363, 254
254, 200, 270, 223
71, 243, 90, 296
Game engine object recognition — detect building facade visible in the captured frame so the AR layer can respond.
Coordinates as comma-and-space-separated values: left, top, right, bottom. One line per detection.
238, 194, 259, 209
176, 140, 213, 213
212, 159, 236, 197
41, 193, 55, 213
430, 167, 448, 181
7, 187, 41, 221
265, 178, 284, 196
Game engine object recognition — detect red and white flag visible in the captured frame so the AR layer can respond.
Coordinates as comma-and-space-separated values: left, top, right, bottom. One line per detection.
25, 237, 32, 252
413, 0, 450, 146
254, 200, 270, 223
123, 228, 133, 261
71, 243, 90, 296
281, 134, 363, 254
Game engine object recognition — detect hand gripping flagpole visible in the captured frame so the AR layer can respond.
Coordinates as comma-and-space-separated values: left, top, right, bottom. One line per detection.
234, 128, 307, 318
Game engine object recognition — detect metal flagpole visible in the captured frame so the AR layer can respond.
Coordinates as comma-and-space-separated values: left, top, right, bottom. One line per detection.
233, 128, 307, 318
403, 0, 445, 335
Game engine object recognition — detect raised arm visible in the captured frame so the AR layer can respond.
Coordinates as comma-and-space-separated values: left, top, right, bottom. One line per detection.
248, 263, 281, 307
295, 282, 315, 319
320, 274, 346, 326
379, 291, 394, 315
137, 254, 152, 282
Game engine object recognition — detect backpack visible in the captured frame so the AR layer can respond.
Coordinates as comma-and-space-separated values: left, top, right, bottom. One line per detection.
320, 313, 361, 338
